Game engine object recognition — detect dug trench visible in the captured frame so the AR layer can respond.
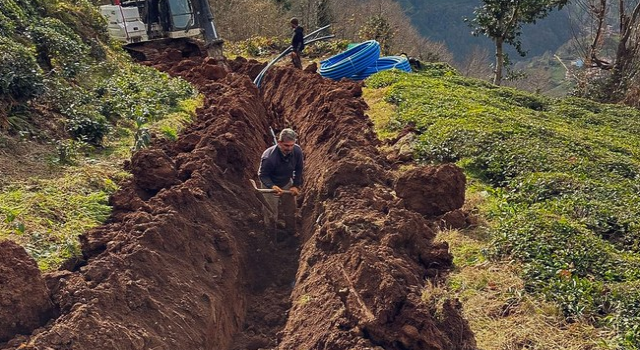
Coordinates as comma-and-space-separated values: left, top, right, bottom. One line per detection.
0, 53, 477, 350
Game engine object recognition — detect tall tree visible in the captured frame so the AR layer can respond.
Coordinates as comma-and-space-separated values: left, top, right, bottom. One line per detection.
467, 0, 569, 85
570, 0, 640, 104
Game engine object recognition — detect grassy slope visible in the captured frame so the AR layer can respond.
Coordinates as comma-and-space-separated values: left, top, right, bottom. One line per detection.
364, 65, 640, 349
0, 0, 199, 270
0, 98, 200, 270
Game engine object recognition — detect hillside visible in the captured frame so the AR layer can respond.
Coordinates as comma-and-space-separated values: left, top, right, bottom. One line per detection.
2, 0, 640, 349
397, 0, 573, 62
365, 66, 640, 349
1, 52, 481, 350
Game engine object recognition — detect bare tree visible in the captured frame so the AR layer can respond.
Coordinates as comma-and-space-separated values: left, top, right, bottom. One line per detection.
207, 0, 452, 64
288, 0, 334, 31
329, 0, 453, 62
570, 0, 640, 103
209, 0, 287, 41
459, 45, 493, 79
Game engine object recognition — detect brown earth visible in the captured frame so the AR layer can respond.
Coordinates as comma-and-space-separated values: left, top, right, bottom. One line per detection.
0, 240, 54, 342
0, 51, 476, 350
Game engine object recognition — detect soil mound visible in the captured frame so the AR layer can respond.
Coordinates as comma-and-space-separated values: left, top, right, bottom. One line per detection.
395, 164, 466, 217
0, 240, 54, 342
1, 51, 476, 350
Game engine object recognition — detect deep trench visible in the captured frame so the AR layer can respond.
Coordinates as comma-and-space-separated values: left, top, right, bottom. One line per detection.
1, 56, 476, 350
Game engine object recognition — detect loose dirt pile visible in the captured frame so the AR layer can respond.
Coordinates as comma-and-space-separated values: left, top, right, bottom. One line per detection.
1, 52, 476, 350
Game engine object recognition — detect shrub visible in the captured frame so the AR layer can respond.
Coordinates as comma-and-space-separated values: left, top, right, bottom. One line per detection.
28, 17, 90, 77
229, 36, 287, 57
0, 38, 44, 101
367, 70, 640, 347
419, 62, 459, 77
490, 87, 550, 111
66, 111, 110, 145
366, 69, 409, 88
0, 0, 30, 31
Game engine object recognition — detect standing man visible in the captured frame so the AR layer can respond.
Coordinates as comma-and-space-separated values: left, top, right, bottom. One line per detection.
258, 128, 303, 232
290, 17, 304, 69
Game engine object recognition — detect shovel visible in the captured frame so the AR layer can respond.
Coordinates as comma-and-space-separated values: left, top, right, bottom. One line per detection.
249, 179, 291, 194
250, 179, 290, 240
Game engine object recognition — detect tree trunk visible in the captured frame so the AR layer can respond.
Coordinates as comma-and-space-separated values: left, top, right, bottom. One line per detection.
494, 37, 504, 85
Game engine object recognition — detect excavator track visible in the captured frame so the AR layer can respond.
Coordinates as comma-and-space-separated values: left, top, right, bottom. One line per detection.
125, 37, 205, 62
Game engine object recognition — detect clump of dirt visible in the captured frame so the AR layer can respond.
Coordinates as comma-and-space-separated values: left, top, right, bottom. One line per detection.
128, 148, 181, 191
1, 47, 476, 350
395, 164, 466, 217
0, 240, 54, 342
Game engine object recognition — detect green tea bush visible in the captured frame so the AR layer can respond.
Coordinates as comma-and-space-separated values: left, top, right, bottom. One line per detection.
366, 69, 409, 88
370, 69, 640, 348
417, 62, 458, 77
93, 64, 196, 122
0, 38, 44, 100
0, 11, 16, 36
29, 17, 90, 77
447, 75, 496, 89
0, 0, 29, 31
48, 0, 108, 43
37, 60, 194, 146
490, 87, 550, 111
66, 111, 110, 145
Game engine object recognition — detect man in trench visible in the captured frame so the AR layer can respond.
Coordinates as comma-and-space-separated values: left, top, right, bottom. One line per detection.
258, 128, 303, 233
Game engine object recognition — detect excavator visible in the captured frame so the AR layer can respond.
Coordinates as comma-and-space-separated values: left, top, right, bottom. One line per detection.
99, 0, 224, 61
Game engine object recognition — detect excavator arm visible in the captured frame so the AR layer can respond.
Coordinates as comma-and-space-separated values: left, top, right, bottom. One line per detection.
194, 0, 224, 61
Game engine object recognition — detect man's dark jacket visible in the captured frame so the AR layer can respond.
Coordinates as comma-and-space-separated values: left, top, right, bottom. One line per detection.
291, 26, 304, 52
258, 144, 304, 188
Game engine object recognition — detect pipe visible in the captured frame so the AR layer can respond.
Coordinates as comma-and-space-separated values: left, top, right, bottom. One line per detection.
318, 40, 380, 80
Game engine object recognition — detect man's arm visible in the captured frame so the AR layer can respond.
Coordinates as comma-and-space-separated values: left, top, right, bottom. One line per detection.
292, 146, 304, 187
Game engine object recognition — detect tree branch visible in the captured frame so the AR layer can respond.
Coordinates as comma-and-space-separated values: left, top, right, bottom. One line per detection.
589, 0, 608, 67
620, 1, 640, 43
502, 0, 521, 40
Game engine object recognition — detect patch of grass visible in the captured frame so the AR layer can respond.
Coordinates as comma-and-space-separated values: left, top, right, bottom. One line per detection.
0, 167, 116, 270
1, 94, 201, 271
364, 67, 640, 348
151, 96, 202, 142
362, 86, 399, 140
441, 228, 609, 350
421, 280, 449, 321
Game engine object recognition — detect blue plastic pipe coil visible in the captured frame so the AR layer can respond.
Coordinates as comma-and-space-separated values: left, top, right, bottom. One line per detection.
319, 40, 381, 80
350, 56, 412, 80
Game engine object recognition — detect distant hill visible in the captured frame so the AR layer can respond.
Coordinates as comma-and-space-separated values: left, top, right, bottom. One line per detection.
397, 0, 572, 63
